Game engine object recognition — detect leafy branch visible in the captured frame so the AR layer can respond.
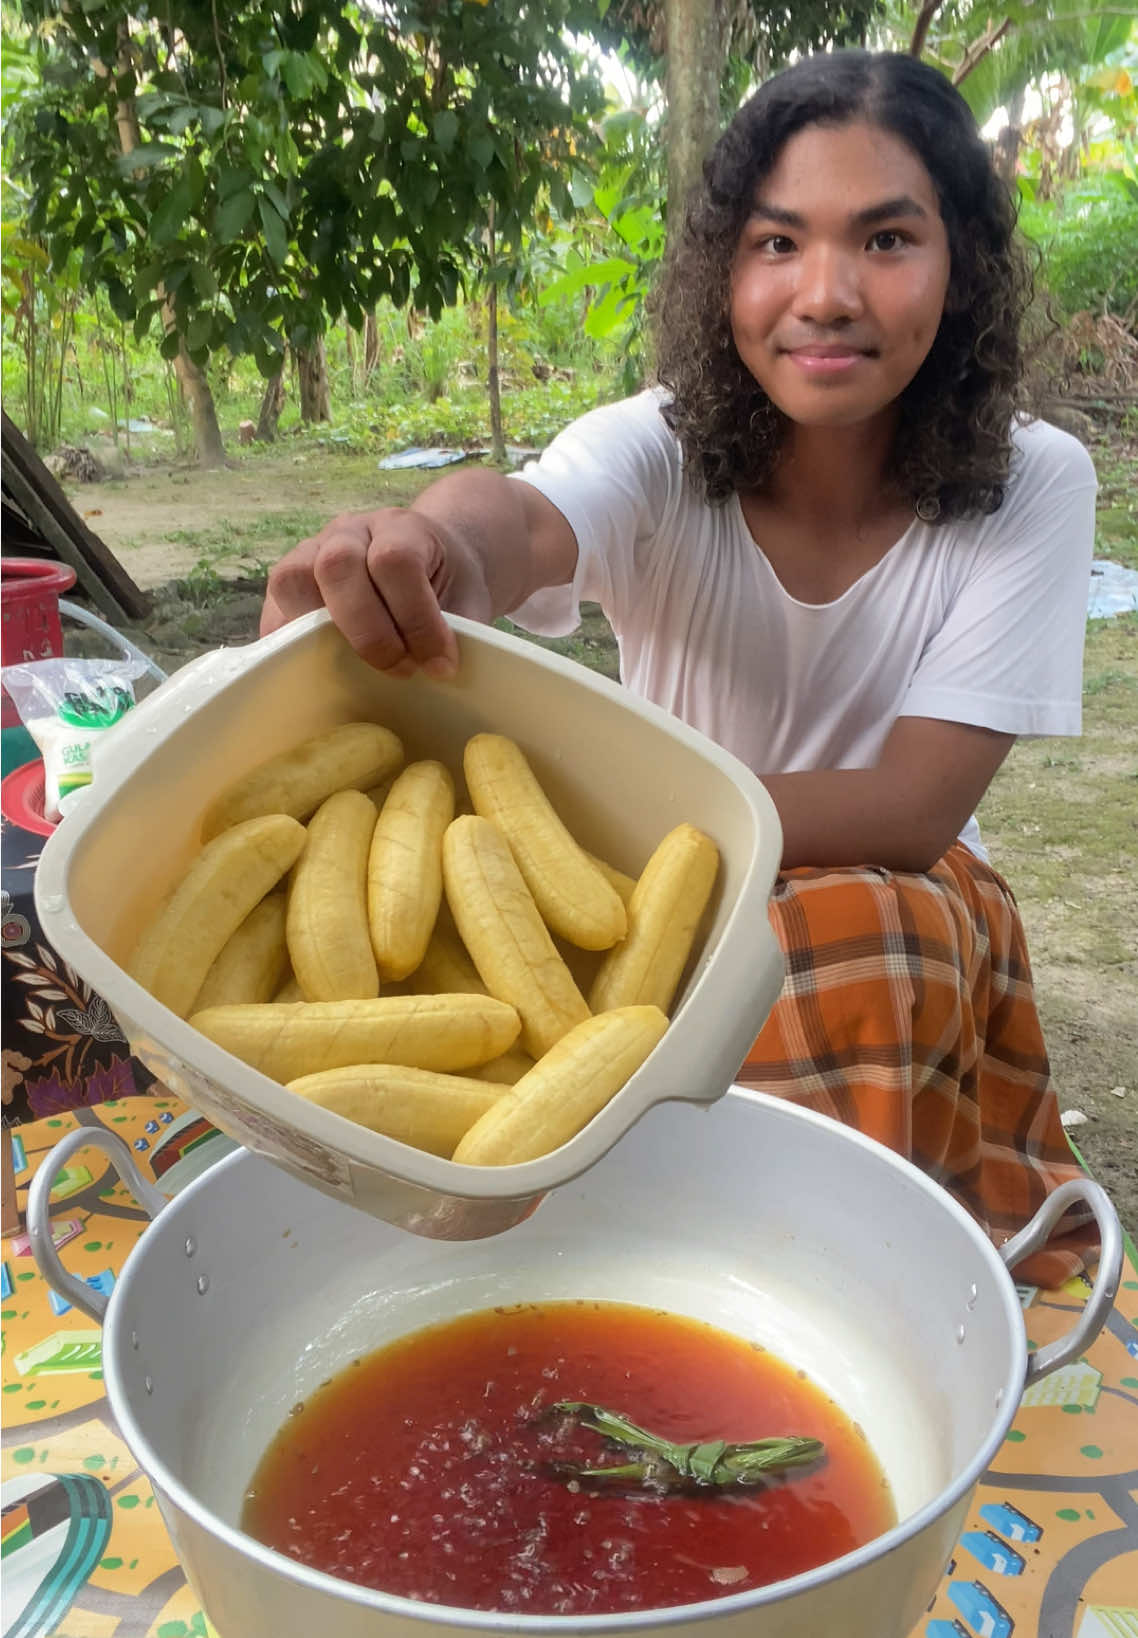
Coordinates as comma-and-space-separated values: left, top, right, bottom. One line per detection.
541, 1401, 825, 1494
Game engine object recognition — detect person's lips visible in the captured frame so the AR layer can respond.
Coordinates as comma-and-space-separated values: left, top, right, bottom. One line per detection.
783, 343, 870, 375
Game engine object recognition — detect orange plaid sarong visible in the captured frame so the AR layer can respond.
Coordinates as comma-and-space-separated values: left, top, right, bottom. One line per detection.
739, 842, 1098, 1288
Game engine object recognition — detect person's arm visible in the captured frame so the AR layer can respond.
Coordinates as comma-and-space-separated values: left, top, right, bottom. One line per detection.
261, 468, 578, 678
762, 715, 1016, 872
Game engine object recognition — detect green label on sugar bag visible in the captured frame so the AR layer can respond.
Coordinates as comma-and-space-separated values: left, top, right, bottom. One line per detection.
57, 685, 134, 730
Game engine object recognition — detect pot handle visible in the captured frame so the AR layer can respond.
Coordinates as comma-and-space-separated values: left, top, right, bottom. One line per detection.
27, 1128, 168, 1323
999, 1177, 1123, 1386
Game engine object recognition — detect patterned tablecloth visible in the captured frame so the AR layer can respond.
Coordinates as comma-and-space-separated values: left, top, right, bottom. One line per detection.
2, 738, 161, 1131
2, 1095, 1136, 1638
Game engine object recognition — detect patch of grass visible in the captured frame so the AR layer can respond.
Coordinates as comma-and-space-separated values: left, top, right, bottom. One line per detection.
1095, 506, 1138, 569
978, 611, 1138, 968
1083, 665, 1137, 698
496, 605, 622, 682
123, 509, 333, 577
163, 511, 330, 552
1089, 423, 1138, 570
172, 558, 267, 609
1079, 615, 1138, 726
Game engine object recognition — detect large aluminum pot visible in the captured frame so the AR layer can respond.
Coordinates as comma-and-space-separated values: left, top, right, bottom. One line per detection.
30, 1089, 1120, 1638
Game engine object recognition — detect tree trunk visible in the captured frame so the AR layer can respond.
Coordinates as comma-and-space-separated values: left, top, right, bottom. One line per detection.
106, 44, 226, 467
664, 0, 726, 248
908, 0, 944, 58
364, 310, 380, 380
159, 293, 225, 467
486, 205, 506, 463
486, 291, 505, 461
297, 341, 331, 422
992, 86, 1026, 186
344, 325, 356, 392
173, 343, 226, 467
1059, 81, 1083, 184
256, 368, 286, 442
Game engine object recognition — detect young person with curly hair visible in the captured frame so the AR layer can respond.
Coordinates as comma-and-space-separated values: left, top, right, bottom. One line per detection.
262, 51, 1098, 1283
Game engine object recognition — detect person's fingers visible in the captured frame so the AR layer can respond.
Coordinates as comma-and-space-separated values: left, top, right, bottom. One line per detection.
261, 507, 491, 678
262, 535, 328, 631
369, 533, 462, 676
308, 525, 412, 671
259, 585, 290, 638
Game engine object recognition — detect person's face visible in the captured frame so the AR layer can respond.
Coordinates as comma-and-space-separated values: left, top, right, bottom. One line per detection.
729, 121, 952, 431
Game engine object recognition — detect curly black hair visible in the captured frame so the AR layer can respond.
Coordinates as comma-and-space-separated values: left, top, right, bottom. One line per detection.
652, 51, 1034, 519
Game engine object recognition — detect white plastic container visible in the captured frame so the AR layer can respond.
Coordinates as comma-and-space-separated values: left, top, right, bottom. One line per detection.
34, 612, 785, 1238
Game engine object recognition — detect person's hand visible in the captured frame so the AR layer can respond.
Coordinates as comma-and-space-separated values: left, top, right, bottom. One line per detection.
260, 507, 494, 678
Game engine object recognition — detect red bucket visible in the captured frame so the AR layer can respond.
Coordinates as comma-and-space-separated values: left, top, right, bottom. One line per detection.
0, 758, 55, 837
1, 557, 77, 726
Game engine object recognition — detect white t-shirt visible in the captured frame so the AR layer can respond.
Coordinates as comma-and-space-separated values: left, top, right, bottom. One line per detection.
509, 390, 1097, 860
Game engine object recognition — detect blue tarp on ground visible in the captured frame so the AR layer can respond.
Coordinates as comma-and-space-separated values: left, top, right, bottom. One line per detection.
377, 445, 539, 471
1088, 559, 1138, 619
377, 447, 474, 470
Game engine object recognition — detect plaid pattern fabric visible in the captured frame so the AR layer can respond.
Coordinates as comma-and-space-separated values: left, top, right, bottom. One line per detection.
739, 841, 1098, 1288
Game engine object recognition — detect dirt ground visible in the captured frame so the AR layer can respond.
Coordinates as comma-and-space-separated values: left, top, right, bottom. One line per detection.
67, 443, 432, 595
61, 443, 1138, 1243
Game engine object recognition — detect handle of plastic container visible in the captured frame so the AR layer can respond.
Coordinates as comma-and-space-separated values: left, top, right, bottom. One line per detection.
998, 1177, 1123, 1385
58, 599, 168, 684
27, 1127, 168, 1323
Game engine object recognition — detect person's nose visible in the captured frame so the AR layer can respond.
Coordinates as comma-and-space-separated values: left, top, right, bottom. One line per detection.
790, 244, 863, 326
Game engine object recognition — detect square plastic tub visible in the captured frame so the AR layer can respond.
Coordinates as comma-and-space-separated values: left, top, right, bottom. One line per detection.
34, 611, 784, 1239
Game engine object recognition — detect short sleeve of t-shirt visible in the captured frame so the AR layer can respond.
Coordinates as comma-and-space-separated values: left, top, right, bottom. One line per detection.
898, 420, 1097, 738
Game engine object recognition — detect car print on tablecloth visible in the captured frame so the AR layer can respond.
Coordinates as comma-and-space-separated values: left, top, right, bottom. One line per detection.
946, 1579, 1014, 1637
958, 1531, 1026, 1576
977, 1502, 1041, 1543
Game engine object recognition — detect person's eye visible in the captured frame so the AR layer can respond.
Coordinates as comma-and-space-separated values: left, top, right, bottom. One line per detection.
758, 234, 796, 255
867, 229, 908, 252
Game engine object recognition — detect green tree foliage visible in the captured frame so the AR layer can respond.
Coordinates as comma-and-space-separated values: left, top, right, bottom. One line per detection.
8, 0, 606, 382
1021, 172, 1138, 323
538, 96, 665, 391
925, 0, 1134, 129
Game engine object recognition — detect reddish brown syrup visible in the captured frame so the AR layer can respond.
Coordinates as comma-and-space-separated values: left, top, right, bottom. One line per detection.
242, 1301, 894, 1615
